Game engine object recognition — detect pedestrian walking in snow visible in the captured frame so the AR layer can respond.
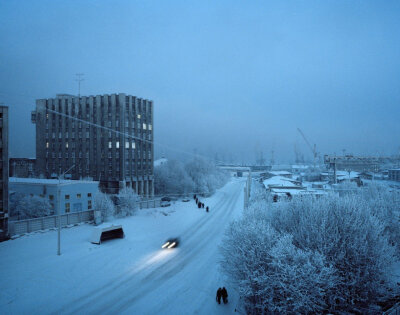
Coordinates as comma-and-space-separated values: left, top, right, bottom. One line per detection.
201, 203, 204, 208
216, 288, 222, 304
206, 206, 209, 212
198, 202, 201, 209
221, 287, 228, 304
194, 194, 196, 199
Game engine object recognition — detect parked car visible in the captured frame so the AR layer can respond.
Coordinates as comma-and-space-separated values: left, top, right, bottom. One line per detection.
160, 200, 171, 207
161, 196, 171, 202
182, 197, 190, 202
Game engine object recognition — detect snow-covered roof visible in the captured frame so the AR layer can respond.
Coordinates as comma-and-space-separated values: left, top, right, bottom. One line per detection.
154, 158, 168, 167
263, 176, 299, 188
269, 171, 292, 176
9, 177, 99, 185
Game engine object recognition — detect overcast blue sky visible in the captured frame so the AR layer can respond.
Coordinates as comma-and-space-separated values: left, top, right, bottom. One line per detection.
1, 0, 399, 163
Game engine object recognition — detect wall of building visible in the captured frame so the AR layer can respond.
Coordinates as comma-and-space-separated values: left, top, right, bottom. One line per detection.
9, 179, 99, 215
388, 169, 400, 181
0, 106, 9, 240
9, 158, 36, 178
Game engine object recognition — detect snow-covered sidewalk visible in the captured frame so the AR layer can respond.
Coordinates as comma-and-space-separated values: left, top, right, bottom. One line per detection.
0, 178, 245, 314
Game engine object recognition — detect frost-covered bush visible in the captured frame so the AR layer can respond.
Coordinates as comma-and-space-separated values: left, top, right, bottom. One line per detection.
94, 191, 115, 221
10, 193, 52, 219
154, 158, 229, 196
154, 160, 195, 196
221, 182, 399, 313
116, 187, 140, 217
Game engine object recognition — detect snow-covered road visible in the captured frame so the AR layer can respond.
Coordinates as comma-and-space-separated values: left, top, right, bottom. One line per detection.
0, 178, 245, 314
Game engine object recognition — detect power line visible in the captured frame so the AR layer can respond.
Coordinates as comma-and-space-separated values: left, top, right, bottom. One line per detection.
0, 90, 227, 164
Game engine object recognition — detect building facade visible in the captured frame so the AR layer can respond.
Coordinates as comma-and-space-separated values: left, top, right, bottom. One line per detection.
9, 178, 99, 216
32, 93, 154, 195
0, 106, 9, 241
388, 169, 400, 182
9, 158, 36, 178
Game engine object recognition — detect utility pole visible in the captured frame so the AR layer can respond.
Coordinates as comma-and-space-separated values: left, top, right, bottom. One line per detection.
75, 73, 84, 98
58, 164, 75, 256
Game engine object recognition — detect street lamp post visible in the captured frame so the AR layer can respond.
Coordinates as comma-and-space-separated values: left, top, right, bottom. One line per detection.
58, 164, 75, 256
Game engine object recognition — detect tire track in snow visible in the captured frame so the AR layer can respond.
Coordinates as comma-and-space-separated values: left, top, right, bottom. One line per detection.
104, 182, 243, 314
54, 180, 243, 315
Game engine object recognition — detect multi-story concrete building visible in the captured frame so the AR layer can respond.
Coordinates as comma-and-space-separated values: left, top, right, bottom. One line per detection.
9, 158, 36, 178
32, 93, 154, 195
0, 106, 9, 241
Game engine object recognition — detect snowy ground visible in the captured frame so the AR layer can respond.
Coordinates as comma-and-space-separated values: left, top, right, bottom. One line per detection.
0, 178, 245, 315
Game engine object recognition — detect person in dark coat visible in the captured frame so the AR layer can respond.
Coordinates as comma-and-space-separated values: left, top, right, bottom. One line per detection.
206, 206, 209, 212
201, 203, 204, 208
198, 202, 201, 209
194, 194, 196, 199
221, 287, 228, 304
216, 287, 222, 304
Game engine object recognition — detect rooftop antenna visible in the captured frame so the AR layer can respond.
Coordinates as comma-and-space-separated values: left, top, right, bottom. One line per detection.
75, 73, 84, 97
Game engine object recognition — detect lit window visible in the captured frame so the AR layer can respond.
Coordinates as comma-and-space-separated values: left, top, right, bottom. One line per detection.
137, 114, 141, 119
59, 132, 62, 139
65, 195, 70, 200
77, 194, 81, 199
116, 141, 120, 149
149, 124, 152, 131
109, 142, 112, 149
125, 142, 129, 149
143, 123, 147, 130
132, 142, 136, 149
66, 142, 68, 148
46, 142, 49, 148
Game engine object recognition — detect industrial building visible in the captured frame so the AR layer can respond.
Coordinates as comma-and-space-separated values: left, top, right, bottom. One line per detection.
9, 158, 36, 178
0, 106, 9, 241
9, 177, 99, 216
31, 93, 154, 195
388, 169, 400, 182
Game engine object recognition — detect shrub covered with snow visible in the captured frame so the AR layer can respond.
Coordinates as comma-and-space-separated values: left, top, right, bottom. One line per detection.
154, 158, 229, 196
9, 193, 52, 219
115, 187, 140, 217
221, 182, 399, 313
94, 191, 115, 221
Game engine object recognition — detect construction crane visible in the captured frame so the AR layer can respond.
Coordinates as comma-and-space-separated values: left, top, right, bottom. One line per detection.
297, 128, 318, 169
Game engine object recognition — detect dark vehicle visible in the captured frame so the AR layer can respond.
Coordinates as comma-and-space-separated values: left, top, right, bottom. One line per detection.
161, 196, 171, 202
161, 237, 180, 249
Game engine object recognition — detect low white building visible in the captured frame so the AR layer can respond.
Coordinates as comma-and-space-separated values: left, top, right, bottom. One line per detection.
9, 178, 99, 215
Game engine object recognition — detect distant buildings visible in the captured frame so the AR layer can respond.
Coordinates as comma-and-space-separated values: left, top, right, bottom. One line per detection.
0, 106, 9, 241
388, 169, 400, 182
31, 93, 154, 195
9, 158, 36, 178
9, 178, 99, 216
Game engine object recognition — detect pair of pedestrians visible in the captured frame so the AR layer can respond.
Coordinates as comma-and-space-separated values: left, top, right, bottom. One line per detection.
216, 287, 228, 304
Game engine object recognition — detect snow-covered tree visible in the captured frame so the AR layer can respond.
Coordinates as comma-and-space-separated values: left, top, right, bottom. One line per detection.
116, 187, 140, 217
154, 157, 229, 196
10, 193, 52, 219
154, 159, 195, 196
94, 191, 115, 221
221, 184, 399, 313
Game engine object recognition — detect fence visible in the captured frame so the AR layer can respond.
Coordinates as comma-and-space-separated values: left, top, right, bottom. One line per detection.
9, 210, 94, 236
9, 199, 162, 236
138, 199, 161, 209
